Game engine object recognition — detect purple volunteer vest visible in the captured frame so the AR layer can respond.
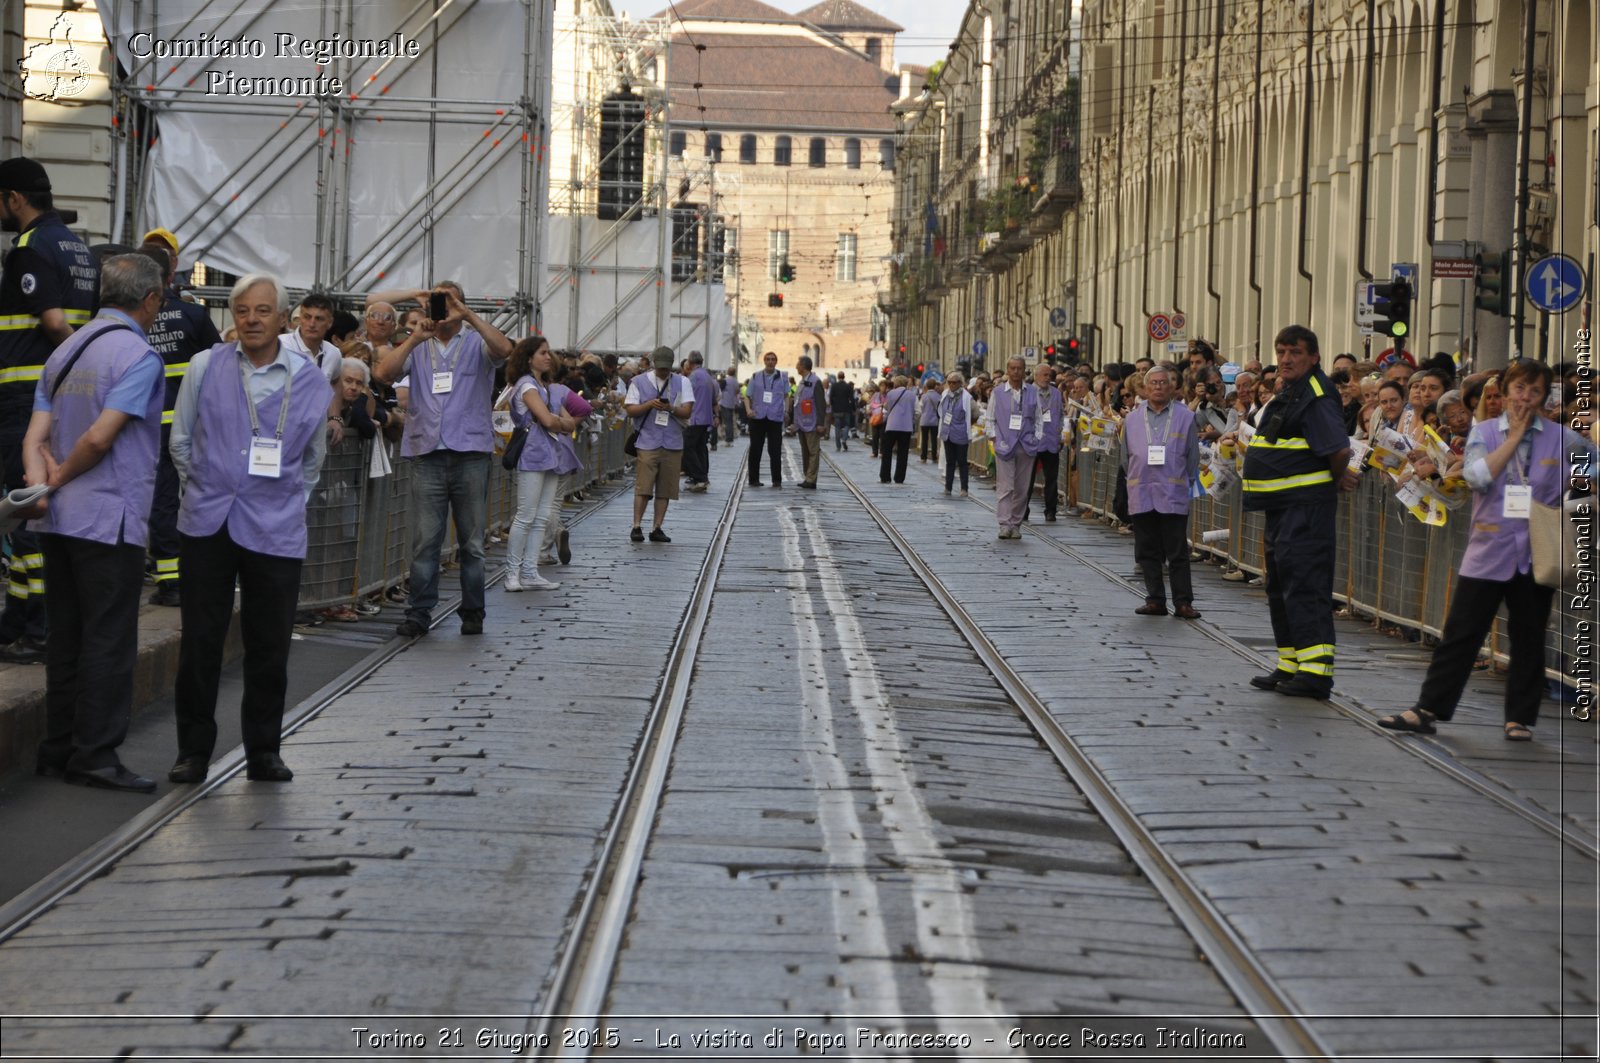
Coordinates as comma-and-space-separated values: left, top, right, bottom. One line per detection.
939, 391, 971, 445
510, 375, 562, 473
690, 367, 717, 426
633, 372, 687, 451
749, 370, 788, 421
919, 391, 941, 426
1026, 385, 1065, 456
548, 383, 583, 475
1459, 420, 1571, 581
991, 383, 1037, 460
400, 329, 496, 458
33, 315, 163, 546
884, 387, 915, 432
795, 374, 823, 432
177, 344, 333, 558
719, 375, 741, 408
1124, 400, 1195, 515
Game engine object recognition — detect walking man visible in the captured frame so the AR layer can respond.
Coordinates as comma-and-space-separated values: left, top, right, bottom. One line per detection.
791, 355, 828, 489
987, 356, 1037, 539
24, 254, 166, 792
683, 350, 715, 491
626, 346, 694, 542
745, 351, 787, 488
830, 373, 855, 450
1025, 362, 1065, 522
1123, 363, 1201, 618
718, 368, 741, 445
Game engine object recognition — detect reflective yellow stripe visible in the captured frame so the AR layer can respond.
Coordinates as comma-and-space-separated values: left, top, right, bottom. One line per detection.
164, 362, 189, 378
0, 366, 44, 385
17, 553, 42, 566
1276, 647, 1299, 672
1296, 643, 1336, 660
161, 410, 175, 425
1243, 470, 1334, 493
0, 314, 40, 330
154, 558, 179, 573
26, 579, 44, 594
1247, 436, 1310, 451
1299, 660, 1333, 676
153, 571, 180, 583
1309, 376, 1325, 398
64, 309, 91, 324
6, 584, 26, 599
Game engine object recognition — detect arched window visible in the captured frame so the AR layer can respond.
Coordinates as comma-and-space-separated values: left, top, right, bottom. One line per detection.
669, 131, 686, 157
706, 132, 723, 161
844, 138, 861, 169
809, 137, 826, 167
739, 134, 757, 164
774, 136, 792, 166
879, 138, 895, 170
865, 37, 881, 62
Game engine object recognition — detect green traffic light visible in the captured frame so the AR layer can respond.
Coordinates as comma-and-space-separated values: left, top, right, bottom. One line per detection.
1392, 322, 1408, 337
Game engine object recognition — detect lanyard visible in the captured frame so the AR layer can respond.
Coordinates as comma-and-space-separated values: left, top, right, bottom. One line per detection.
429, 332, 464, 376
1141, 402, 1170, 442
1509, 428, 1532, 486
239, 350, 293, 439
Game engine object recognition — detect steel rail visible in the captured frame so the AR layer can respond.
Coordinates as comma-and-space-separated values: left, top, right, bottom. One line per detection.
0, 486, 627, 947
948, 467, 1600, 863
532, 456, 748, 1060
821, 449, 1336, 1063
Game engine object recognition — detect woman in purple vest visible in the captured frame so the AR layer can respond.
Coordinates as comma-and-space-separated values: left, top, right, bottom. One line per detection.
937, 372, 973, 495
917, 379, 941, 463
503, 337, 577, 592
167, 273, 333, 784
1380, 360, 1596, 740
878, 375, 915, 484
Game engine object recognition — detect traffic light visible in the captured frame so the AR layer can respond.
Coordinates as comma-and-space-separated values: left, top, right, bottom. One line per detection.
1474, 250, 1512, 317
897, 343, 907, 357
1371, 277, 1412, 343
915, 362, 926, 376
767, 293, 783, 307
778, 260, 795, 283
1065, 337, 1081, 363
882, 365, 892, 376
1043, 343, 1057, 364
1078, 324, 1096, 362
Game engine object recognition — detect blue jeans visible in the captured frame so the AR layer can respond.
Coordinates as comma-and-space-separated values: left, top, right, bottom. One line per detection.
407, 450, 491, 624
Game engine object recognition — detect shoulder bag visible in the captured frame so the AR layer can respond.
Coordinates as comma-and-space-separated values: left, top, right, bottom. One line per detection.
1530, 496, 1584, 593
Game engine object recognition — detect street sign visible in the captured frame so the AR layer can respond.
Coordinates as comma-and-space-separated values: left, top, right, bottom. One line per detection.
1433, 256, 1476, 279
1165, 341, 1188, 356
1355, 281, 1376, 335
1022, 345, 1038, 361
1170, 311, 1187, 334
973, 339, 988, 356
1526, 254, 1586, 314
1147, 314, 1171, 341
1392, 262, 1419, 289
1049, 307, 1067, 328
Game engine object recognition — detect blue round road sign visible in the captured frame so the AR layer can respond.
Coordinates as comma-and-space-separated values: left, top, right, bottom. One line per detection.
973, 340, 988, 356
1526, 254, 1586, 314
1049, 307, 1067, 328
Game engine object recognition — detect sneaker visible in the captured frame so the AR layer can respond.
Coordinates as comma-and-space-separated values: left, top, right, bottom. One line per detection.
149, 584, 181, 607
395, 618, 426, 638
649, 528, 672, 543
355, 597, 382, 615
557, 529, 572, 565
959, 490, 969, 497
460, 615, 484, 635
524, 573, 560, 590
537, 553, 558, 566
1222, 568, 1248, 582
503, 574, 524, 592
630, 527, 645, 543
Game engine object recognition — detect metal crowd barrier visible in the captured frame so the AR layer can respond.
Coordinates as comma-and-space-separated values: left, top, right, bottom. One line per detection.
1073, 447, 1588, 691
299, 420, 628, 611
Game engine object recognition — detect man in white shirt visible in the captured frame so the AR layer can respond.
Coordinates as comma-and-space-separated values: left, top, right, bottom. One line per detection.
280, 292, 345, 440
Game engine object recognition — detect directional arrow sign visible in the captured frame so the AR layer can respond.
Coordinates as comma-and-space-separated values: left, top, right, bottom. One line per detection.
1526, 254, 1585, 314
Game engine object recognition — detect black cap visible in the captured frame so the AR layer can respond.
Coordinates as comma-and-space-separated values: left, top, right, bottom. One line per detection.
0, 157, 51, 194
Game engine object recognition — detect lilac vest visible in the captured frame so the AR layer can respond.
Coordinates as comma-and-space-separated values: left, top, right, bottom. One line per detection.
719, 375, 741, 408
918, 390, 941, 426
1125, 400, 1195, 515
510, 376, 562, 473
633, 372, 686, 451
884, 387, 915, 432
939, 391, 971, 445
690, 367, 717, 426
1026, 385, 1065, 456
750, 370, 788, 421
1459, 421, 1570, 581
400, 329, 496, 457
991, 383, 1037, 460
795, 374, 823, 432
548, 383, 582, 475
178, 344, 332, 558
34, 316, 163, 546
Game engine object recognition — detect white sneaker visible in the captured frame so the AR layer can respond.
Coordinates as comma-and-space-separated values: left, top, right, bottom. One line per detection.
523, 573, 560, 590
536, 554, 557, 566
504, 574, 524, 592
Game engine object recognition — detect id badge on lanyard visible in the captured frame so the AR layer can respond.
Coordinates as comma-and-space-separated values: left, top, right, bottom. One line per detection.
1147, 444, 1167, 466
432, 371, 453, 395
1008, 413, 1024, 432
249, 438, 283, 478
1503, 484, 1532, 518
762, 390, 774, 405
942, 411, 952, 426
654, 409, 671, 427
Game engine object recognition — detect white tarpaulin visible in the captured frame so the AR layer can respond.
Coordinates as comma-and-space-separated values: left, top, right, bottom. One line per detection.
104, 0, 536, 295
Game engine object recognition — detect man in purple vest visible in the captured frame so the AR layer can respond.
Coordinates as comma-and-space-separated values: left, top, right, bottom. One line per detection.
718, 368, 741, 444
22, 255, 166, 793
987, 356, 1038, 539
166, 273, 333, 784
372, 282, 512, 637
683, 350, 716, 491
1122, 363, 1202, 618
626, 345, 695, 542
1024, 362, 1066, 522
744, 351, 788, 487
790, 355, 829, 489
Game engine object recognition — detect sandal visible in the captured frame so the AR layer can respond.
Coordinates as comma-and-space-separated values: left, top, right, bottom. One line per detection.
1503, 722, 1533, 742
1377, 708, 1437, 734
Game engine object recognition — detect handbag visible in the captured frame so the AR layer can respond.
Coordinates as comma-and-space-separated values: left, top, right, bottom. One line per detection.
501, 424, 529, 470
624, 423, 639, 456
1530, 497, 1584, 592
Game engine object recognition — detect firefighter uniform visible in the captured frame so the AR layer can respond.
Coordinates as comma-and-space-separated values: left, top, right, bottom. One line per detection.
145, 292, 221, 602
0, 208, 97, 651
1241, 366, 1347, 697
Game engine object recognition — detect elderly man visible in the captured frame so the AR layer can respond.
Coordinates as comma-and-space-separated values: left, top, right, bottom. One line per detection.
626, 346, 694, 542
1242, 325, 1360, 699
24, 255, 166, 792
1024, 362, 1065, 522
1122, 363, 1202, 619
744, 351, 787, 488
683, 350, 716, 491
985, 356, 1038, 539
168, 273, 333, 784
790, 355, 828, 489
373, 282, 512, 637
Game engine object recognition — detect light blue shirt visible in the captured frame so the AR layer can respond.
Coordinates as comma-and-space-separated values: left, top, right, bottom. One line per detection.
1463, 412, 1596, 492
168, 342, 329, 502
32, 308, 164, 416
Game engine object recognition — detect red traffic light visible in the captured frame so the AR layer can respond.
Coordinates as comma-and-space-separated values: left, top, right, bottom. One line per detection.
897, 344, 907, 355
1066, 338, 1081, 352
1044, 344, 1056, 356
882, 365, 892, 375
914, 363, 926, 375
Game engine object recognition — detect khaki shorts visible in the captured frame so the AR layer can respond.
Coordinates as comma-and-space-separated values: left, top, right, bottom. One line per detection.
635, 447, 683, 499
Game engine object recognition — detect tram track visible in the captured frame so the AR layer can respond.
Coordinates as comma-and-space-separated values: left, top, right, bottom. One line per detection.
532, 455, 747, 1060
821, 447, 1337, 1063
0, 481, 631, 950
935, 461, 1600, 863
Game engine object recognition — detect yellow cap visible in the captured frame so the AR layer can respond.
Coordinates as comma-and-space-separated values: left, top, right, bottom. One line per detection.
142, 227, 179, 254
